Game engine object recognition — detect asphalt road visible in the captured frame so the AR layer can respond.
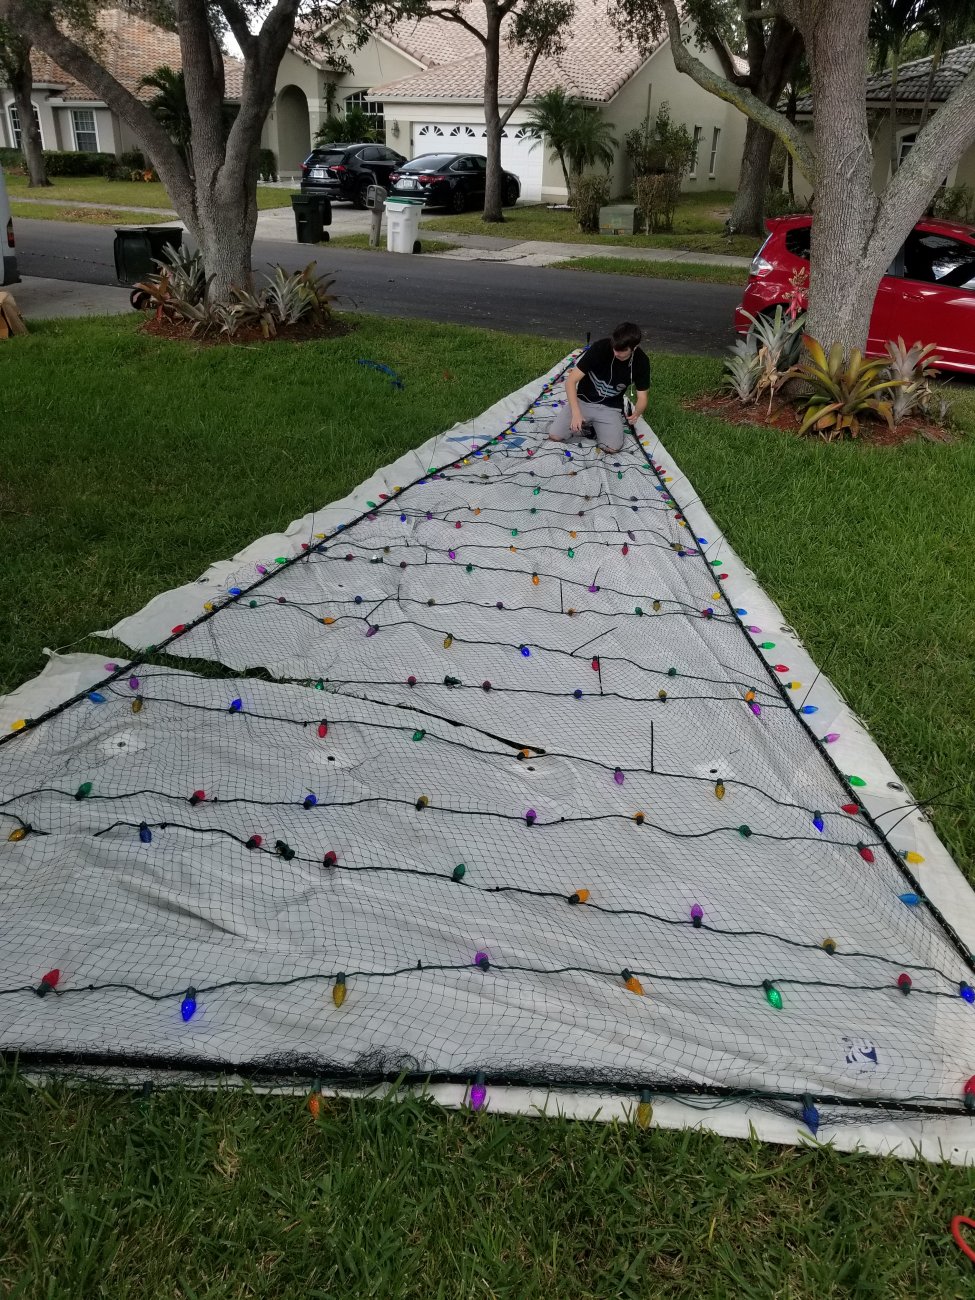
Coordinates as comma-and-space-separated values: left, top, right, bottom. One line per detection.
14, 217, 742, 356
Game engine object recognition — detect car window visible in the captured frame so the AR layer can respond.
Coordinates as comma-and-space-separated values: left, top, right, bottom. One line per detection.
784, 226, 810, 259
451, 158, 475, 172
360, 147, 382, 162
402, 155, 454, 172
310, 149, 347, 166
470, 156, 486, 172
381, 149, 402, 162
904, 231, 975, 289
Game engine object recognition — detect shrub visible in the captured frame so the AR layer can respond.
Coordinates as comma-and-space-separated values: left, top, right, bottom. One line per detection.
258, 147, 278, 181
42, 150, 118, 176
788, 337, 903, 440
724, 306, 806, 409
928, 183, 975, 225
119, 149, 146, 171
570, 174, 609, 233
633, 173, 666, 232
883, 337, 940, 424
624, 103, 695, 179
0, 147, 23, 171
764, 188, 812, 219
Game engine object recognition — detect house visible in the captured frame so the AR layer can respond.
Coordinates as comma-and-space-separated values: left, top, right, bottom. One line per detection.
0, 8, 243, 159
267, 1, 749, 200
789, 43, 975, 202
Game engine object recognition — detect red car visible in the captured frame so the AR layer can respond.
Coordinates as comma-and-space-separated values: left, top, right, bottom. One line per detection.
734, 214, 975, 373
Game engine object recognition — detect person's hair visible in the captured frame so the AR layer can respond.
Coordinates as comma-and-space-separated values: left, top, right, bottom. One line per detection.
611, 322, 642, 351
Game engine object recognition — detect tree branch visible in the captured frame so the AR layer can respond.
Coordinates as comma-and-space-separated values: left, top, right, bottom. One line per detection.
659, 0, 815, 181
499, 38, 543, 127
431, 7, 487, 43
218, 0, 257, 59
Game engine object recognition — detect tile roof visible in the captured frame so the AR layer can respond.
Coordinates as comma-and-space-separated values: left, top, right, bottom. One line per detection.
369, 0, 652, 104
28, 8, 244, 104
792, 42, 975, 116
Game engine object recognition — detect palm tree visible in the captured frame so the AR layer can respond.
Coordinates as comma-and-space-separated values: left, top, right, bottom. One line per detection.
138, 66, 192, 173
917, 0, 975, 127
869, 0, 925, 174
523, 87, 580, 194
564, 108, 617, 183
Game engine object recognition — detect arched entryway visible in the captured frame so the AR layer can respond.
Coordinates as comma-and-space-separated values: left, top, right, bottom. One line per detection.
276, 85, 310, 173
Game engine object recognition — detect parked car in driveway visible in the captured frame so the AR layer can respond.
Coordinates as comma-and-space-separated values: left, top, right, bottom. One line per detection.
300, 143, 406, 208
388, 153, 521, 212
735, 213, 975, 374
0, 163, 18, 286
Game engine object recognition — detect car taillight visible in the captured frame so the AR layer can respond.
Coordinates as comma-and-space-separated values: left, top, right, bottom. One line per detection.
418, 174, 438, 184
300, 162, 309, 173
5, 218, 12, 249
329, 165, 347, 174
750, 255, 773, 277
389, 172, 401, 183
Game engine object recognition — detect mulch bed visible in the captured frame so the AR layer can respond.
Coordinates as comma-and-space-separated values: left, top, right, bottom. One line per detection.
685, 391, 955, 447
139, 314, 353, 346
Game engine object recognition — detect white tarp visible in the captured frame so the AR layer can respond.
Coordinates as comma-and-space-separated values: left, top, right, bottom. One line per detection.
3, 353, 975, 1160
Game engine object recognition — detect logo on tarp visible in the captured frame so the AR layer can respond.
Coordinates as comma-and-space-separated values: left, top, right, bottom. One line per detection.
842, 1037, 879, 1066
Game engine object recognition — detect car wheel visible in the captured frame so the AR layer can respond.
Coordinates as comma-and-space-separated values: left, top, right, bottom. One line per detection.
504, 183, 519, 207
450, 187, 468, 214
351, 182, 369, 210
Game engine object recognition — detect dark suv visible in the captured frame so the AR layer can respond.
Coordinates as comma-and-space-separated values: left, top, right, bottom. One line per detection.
300, 143, 406, 208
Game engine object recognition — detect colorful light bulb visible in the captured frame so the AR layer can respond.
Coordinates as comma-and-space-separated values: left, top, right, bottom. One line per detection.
902, 851, 924, 865
714, 779, 725, 800
443, 635, 453, 649
128, 676, 140, 691
318, 721, 328, 738
525, 809, 537, 826
474, 952, 490, 971
857, 843, 875, 863
822, 937, 837, 955
763, 980, 783, 1010
365, 624, 378, 637
897, 973, 912, 995
568, 889, 590, 905
614, 768, 625, 786
452, 864, 466, 882
591, 657, 600, 672
652, 600, 661, 611
470, 1072, 487, 1111
7, 825, 28, 842
841, 803, 860, 816
35, 969, 60, 997
75, 782, 93, 801
633, 812, 645, 825
415, 795, 429, 811
899, 892, 921, 906
520, 644, 531, 657
308, 1090, 321, 1120
139, 822, 152, 844
303, 794, 318, 810
658, 689, 668, 701
322, 850, 338, 867
965, 1077, 975, 1111
407, 675, 417, 687
960, 983, 975, 1004
332, 973, 347, 1007
532, 573, 539, 585
812, 812, 824, 833
750, 702, 762, 716
229, 698, 242, 713
180, 988, 197, 1022
636, 1090, 653, 1128
622, 969, 645, 996
275, 840, 296, 861
848, 775, 867, 788
245, 835, 263, 850
132, 695, 144, 714
823, 733, 840, 743
691, 904, 704, 928
189, 789, 205, 806
802, 1095, 820, 1136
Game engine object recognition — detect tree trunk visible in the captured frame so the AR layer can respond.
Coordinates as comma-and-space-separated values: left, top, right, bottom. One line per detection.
481, 6, 504, 223
728, 118, 775, 233
803, 0, 884, 352
9, 48, 49, 187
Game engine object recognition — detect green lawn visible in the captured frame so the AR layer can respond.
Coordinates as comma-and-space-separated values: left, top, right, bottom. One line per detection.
2, 315, 975, 1296
422, 192, 761, 258
324, 232, 463, 254
10, 200, 176, 226
549, 255, 749, 286
5, 173, 294, 210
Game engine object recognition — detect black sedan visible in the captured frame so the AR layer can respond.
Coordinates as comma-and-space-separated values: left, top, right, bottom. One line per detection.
388, 153, 520, 212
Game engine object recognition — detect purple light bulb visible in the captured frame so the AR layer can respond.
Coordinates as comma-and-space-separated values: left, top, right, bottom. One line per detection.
691, 904, 704, 928
470, 1073, 487, 1111
128, 676, 140, 691
365, 624, 378, 637
746, 625, 761, 634
256, 564, 267, 575
588, 584, 599, 593
474, 951, 490, 970
613, 768, 625, 786
823, 733, 840, 743
525, 809, 537, 825
448, 550, 456, 560
750, 702, 762, 716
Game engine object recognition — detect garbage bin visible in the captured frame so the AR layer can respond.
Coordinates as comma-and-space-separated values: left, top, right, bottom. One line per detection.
114, 225, 183, 285
385, 198, 422, 254
291, 193, 332, 244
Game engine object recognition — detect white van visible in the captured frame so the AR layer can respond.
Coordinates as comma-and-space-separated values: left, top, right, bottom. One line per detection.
0, 163, 20, 286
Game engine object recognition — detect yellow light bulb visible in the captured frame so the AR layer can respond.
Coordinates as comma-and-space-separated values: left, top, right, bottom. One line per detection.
745, 689, 756, 702
332, 973, 347, 1007
714, 780, 726, 800
10, 719, 25, 732
622, 969, 645, 996
322, 617, 335, 625
443, 634, 453, 648
203, 601, 214, 613
8, 826, 27, 842
636, 1092, 653, 1128
131, 696, 144, 714
904, 851, 924, 864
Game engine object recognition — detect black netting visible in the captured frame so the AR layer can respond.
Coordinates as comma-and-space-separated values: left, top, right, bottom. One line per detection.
2, 359, 973, 1125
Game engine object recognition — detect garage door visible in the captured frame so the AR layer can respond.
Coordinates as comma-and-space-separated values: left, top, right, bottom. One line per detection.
412, 122, 544, 201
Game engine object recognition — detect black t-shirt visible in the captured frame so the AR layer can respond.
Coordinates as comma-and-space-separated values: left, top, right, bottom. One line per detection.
575, 338, 651, 409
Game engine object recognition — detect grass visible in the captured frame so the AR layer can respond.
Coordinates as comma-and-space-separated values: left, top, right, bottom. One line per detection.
3, 316, 975, 1296
10, 200, 176, 226
421, 191, 761, 258
5, 173, 294, 210
548, 255, 749, 286
324, 232, 463, 254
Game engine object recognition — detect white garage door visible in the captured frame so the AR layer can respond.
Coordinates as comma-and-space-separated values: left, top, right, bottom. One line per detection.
412, 122, 544, 201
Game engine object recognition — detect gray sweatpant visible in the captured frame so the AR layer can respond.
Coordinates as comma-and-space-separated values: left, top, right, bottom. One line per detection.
547, 399, 627, 453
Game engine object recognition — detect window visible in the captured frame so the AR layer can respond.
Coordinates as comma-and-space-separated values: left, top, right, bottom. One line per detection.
359, 146, 382, 161
903, 230, 975, 289
898, 132, 916, 168
708, 127, 720, 177
71, 108, 98, 152
344, 90, 384, 136
784, 226, 811, 259
9, 103, 42, 150
451, 157, 476, 172
689, 125, 703, 177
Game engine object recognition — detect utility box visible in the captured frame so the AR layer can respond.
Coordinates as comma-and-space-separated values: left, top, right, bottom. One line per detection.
599, 204, 639, 236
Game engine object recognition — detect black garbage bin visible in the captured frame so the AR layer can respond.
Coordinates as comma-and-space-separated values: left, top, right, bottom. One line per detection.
291, 194, 332, 244
113, 225, 183, 284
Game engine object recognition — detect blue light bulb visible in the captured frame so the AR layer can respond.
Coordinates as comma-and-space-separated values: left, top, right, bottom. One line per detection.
88, 692, 106, 704
520, 645, 531, 657
303, 794, 318, 809
139, 823, 152, 844
180, 988, 197, 1022
801, 705, 818, 715
230, 698, 242, 712
802, 1095, 820, 1136
229, 587, 241, 597
812, 813, 824, 833
573, 689, 583, 699
899, 892, 921, 907
961, 983, 975, 1003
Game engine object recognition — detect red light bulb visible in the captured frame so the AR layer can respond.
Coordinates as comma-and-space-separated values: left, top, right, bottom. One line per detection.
841, 803, 860, 815
36, 969, 60, 997
591, 656, 600, 672
245, 835, 263, 849
857, 843, 875, 863
189, 789, 205, 806
897, 973, 912, 995
318, 721, 328, 738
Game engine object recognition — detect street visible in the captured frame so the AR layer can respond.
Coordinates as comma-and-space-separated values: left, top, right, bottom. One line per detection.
13, 217, 742, 356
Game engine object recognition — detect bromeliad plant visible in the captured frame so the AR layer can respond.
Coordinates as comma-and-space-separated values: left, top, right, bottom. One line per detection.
788, 337, 905, 440
883, 337, 941, 424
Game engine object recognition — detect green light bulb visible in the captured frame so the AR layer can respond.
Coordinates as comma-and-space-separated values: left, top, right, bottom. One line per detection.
452, 864, 466, 881
412, 729, 426, 741
848, 775, 866, 787
567, 548, 575, 558
763, 980, 783, 1010
75, 781, 93, 800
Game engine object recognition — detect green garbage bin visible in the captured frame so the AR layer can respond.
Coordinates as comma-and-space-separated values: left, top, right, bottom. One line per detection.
291, 193, 332, 243
113, 225, 183, 284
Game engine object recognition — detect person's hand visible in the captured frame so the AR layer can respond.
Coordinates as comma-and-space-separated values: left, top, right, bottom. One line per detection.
569, 410, 584, 433
626, 410, 642, 426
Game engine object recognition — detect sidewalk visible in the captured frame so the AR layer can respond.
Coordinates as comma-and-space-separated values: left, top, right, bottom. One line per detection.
4, 276, 131, 319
